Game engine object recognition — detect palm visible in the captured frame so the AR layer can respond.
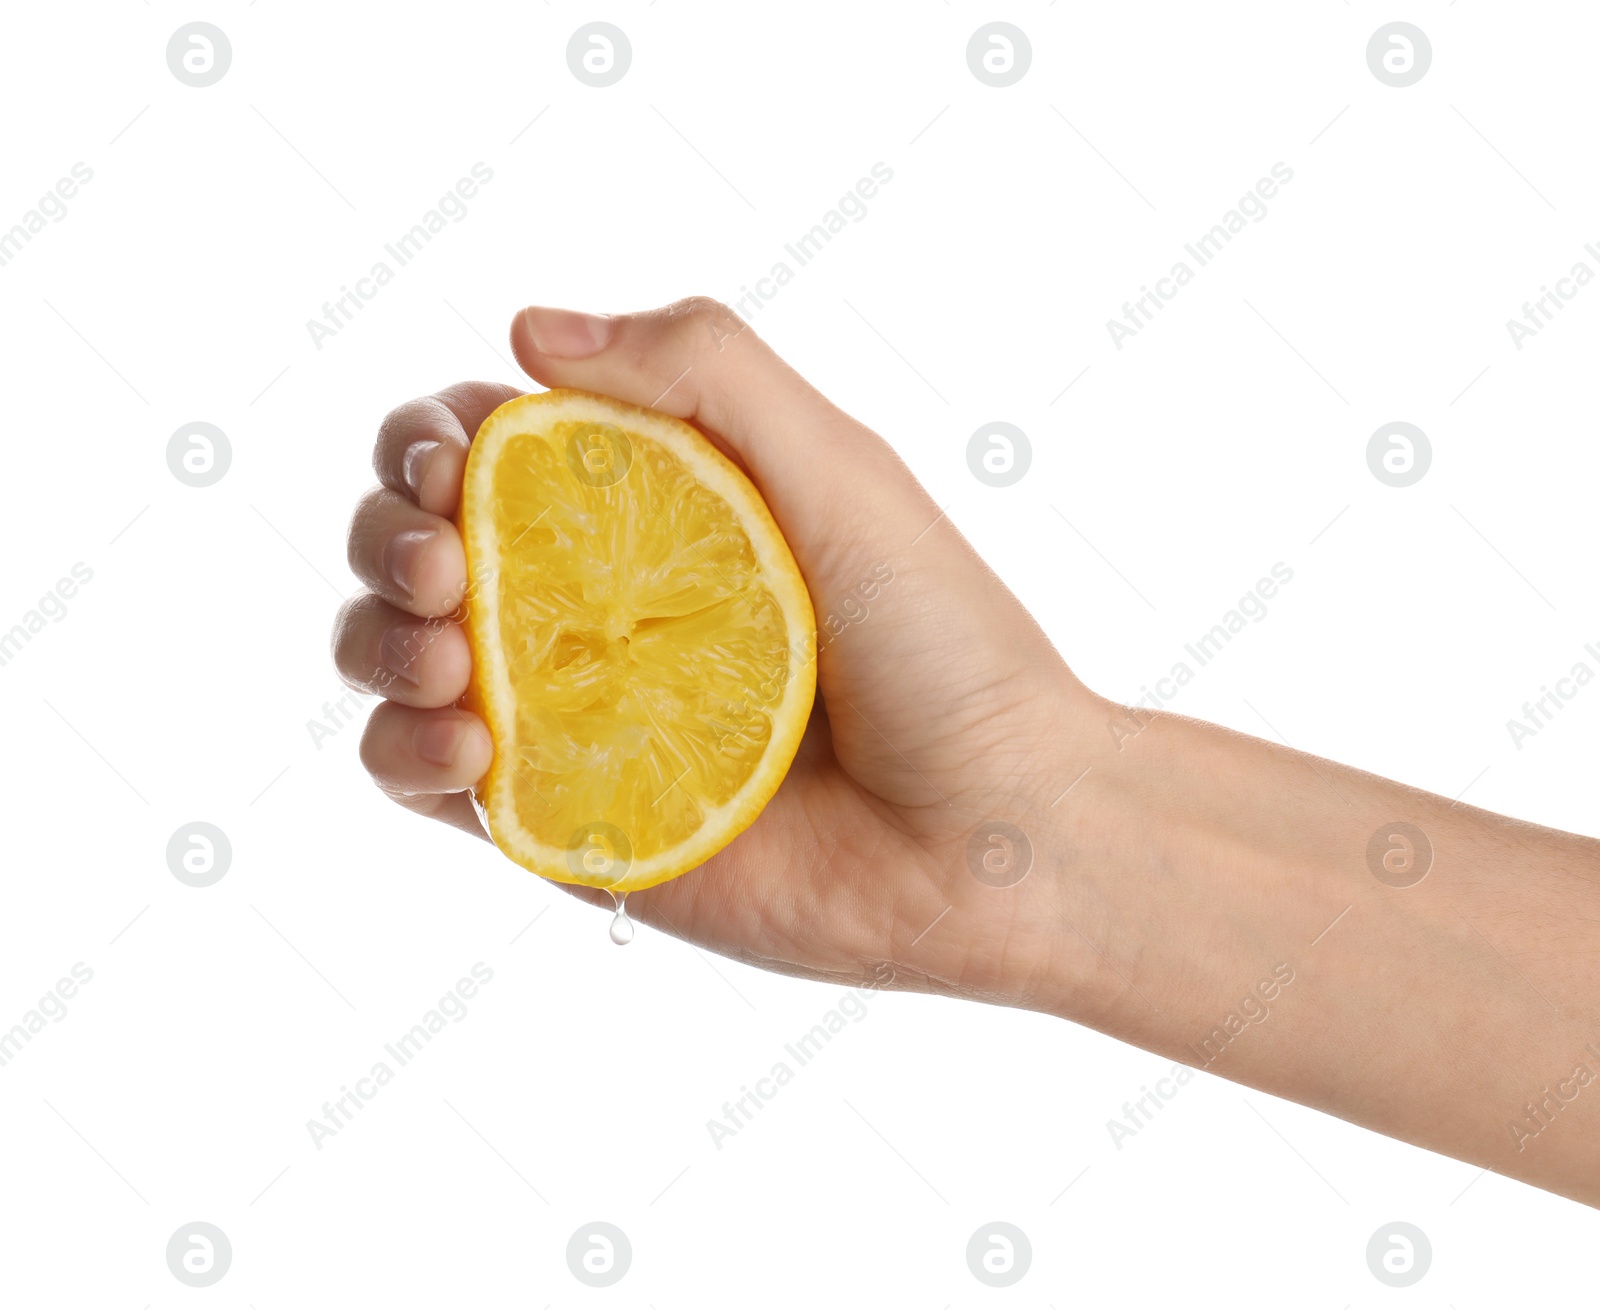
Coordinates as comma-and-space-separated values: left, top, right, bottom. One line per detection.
627, 705, 951, 988
622, 611, 1066, 1003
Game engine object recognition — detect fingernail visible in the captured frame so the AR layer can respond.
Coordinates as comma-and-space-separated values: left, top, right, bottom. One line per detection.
384, 529, 435, 599
381, 625, 422, 685
402, 440, 442, 499
414, 719, 459, 767
522, 306, 612, 358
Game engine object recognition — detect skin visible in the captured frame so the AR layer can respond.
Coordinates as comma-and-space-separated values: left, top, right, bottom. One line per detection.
335, 297, 1600, 1208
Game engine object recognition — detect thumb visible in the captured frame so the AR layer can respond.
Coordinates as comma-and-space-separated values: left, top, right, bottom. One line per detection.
508, 297, 934, 592
509, 297, 1073, 813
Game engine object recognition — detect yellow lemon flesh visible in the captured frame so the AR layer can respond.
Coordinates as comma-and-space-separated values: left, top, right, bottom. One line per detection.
458, 388, 816, 893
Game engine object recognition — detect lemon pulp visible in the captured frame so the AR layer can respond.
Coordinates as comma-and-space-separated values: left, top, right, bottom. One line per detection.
460, 389, 816, 892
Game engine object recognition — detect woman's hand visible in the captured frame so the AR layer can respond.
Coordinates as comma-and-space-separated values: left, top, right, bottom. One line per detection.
334, 296, 1600, 1207
333, 297, 1102, 1012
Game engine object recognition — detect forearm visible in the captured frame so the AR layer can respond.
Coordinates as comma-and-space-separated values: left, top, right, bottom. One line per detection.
1039, 692, 1600, 1206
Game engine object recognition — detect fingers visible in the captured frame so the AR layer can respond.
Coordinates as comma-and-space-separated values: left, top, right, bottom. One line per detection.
331, 593, 471, 707
508, 298, 931, 583
373, 382, 524, 517
346, 487, 467, 617
360, 702, 494, 835
352, 383, 523, 843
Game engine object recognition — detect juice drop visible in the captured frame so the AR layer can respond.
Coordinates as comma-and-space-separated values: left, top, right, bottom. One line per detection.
607, 891, 634, 946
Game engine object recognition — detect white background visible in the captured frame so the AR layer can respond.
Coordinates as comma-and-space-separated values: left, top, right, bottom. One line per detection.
1, 1, 1596, 1304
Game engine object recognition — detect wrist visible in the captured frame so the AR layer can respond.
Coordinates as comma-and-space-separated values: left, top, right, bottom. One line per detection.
982, 681, 1167, 1021
1023, 698, 1347, 1041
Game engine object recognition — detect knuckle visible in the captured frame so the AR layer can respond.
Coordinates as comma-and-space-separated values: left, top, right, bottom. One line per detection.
374, 396, 465, 484
667, 295, 743, 340
376, 395, 449, 448
330, 595, 382, 685
347, 483, 385, 532
345, 485, 401, 572
344, 496, 373, 573
436, 381, 517, 421
661, 296, 750, 368
357, 703, 394, 779
674, 294, 727, 322
332, 590, 381, 631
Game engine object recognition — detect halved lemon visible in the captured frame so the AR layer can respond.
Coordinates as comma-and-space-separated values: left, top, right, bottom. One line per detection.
457, 388, 816, 893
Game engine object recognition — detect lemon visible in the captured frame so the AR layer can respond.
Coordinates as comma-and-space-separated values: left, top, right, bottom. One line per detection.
458, 388, 816, 892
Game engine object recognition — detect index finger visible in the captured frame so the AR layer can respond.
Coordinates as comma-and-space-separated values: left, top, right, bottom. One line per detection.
374, 381, 525, 516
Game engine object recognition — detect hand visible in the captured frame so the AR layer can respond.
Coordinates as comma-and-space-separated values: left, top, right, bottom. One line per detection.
334, 297, 1098, 1009
335, 297, 1600, 1206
